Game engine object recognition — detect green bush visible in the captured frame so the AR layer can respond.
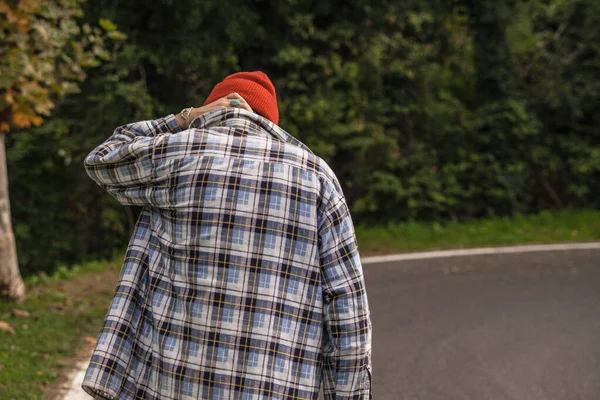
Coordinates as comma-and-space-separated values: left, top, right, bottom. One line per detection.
7, 0, 600, 275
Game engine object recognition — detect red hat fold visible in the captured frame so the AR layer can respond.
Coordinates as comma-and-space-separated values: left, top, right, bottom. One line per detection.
204, 71, 279, 125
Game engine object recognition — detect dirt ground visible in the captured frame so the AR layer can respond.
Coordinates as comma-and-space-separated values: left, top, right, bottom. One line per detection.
43, 267, 119, 400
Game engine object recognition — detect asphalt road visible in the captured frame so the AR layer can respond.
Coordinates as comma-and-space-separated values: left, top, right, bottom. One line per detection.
366, 249, 600, 400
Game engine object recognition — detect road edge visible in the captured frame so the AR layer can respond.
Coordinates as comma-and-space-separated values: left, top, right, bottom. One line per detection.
361, 242, 600, 265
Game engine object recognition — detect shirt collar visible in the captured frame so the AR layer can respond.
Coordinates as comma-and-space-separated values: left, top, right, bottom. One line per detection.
189, 108, 313, 154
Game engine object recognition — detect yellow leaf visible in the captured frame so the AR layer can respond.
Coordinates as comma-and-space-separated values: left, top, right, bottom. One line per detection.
82, 336, 97, 346
33, 22, 49, 41
0, 122, 10, 132
0, 321, 16, 334
107, 31, 127, 41
4, 90, 15, 104
11, 309, 30, 318
17, 18, 30, 33
98, 18, 117, 32
12, 112, 32, 128
33, 104, 51, 116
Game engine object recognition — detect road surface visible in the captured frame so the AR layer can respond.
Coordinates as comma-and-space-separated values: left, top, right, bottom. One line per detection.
368, 248, 600, 400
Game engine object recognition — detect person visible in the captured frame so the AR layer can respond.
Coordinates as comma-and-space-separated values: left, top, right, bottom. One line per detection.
82, 71, 372, 399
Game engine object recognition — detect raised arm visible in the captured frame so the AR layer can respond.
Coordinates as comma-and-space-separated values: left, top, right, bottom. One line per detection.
83, 114, 183, 206
84, 94, 252, 206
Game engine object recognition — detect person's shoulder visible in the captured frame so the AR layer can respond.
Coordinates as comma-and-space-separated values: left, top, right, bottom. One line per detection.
312, 156, 339, 187
304, 155, 345, 207
283, 145, 339, 185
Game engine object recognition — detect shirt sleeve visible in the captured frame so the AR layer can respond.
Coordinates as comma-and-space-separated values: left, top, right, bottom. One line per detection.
318, 182, 372, 400
84, 115, 192, 207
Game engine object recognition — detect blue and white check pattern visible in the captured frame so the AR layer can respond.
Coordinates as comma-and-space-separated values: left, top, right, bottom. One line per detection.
83, 108, 371, 399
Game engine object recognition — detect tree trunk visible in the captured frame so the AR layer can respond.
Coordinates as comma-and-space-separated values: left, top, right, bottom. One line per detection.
0, 133, 25, 301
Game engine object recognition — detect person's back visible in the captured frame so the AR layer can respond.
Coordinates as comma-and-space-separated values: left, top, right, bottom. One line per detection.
82, 72, 371, 399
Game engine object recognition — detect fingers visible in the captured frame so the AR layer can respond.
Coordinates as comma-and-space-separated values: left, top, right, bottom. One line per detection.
222, 93, 253, 113
194, 93, 254, 120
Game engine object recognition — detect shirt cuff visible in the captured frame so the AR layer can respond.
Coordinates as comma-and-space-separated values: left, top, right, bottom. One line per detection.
164, 114, 183, 134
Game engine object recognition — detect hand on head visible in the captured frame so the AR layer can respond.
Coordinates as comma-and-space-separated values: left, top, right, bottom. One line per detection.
188, 93, 253, 122
177, 71, 278, 129
203, 71, 279, 124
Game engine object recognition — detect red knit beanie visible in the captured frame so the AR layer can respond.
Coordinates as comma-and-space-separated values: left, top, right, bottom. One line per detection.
203, 71, 279, 125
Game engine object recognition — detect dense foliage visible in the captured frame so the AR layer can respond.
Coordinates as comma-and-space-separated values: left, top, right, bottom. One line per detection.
5, 0, 600, 275
0, 0, 120, 132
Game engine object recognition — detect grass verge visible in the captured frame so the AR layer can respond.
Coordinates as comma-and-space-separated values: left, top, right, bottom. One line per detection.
0, 258, 121, 400
356, 209, 600, 255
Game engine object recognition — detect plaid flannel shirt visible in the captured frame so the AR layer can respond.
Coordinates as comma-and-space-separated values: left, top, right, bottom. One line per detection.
82, 108, 371, 399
